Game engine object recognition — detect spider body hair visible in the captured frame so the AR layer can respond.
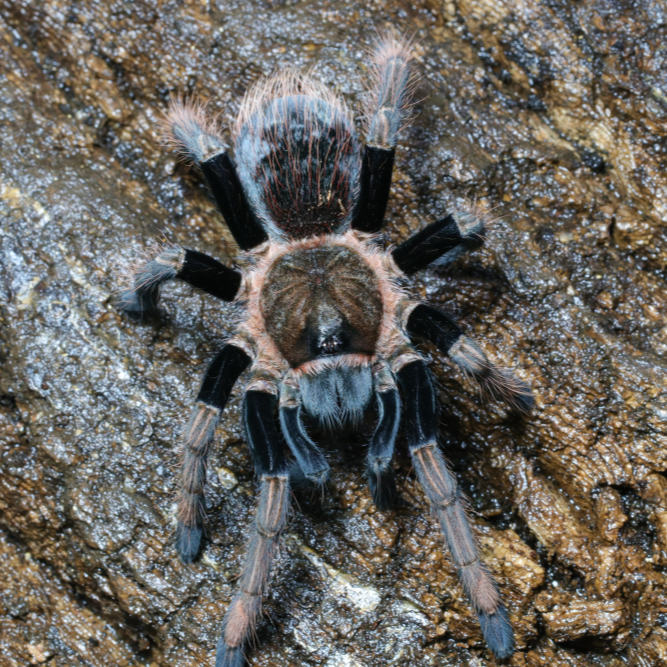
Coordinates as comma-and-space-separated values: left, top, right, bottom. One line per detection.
299, 365, 374, 428
164, 98, 225, 164
234, 70, 361, 240
364, 31, 418, 149
119, 33, 537, 666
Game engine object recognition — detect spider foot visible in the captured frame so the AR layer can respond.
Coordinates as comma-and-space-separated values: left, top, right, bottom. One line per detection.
477, 604, 514, 660
175, 522, 202, 564
449, 336, 535, 414
481, 367, 534, 415
215, 641, 245, 667
118, 288, 161, 320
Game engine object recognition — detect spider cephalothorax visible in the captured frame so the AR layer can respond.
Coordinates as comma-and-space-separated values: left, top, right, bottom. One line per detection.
120, 33, 534, 667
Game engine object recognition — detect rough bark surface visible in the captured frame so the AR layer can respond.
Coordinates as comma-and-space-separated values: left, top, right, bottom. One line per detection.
1, 1, 667, 665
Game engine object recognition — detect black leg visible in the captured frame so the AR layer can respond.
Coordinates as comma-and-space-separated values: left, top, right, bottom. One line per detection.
201, 153, 268, 251
351, 146, 395, 233
406, 303, 463, 353
165, 100, 268, 251
396, 360, 514, 660
392, 212, 485, 275
367, 365, 401, 510
175, 345, 251, 564
279, 379, 330, 485
406, 304, 534, 413
216, 390, 289, 667
396, 360, 438, 445
243, 391, 288, 476
177, 248, 243, 300
120, 246, 242, 319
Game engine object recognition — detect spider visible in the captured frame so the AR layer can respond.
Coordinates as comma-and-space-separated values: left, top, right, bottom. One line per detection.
120, 34, 533, 667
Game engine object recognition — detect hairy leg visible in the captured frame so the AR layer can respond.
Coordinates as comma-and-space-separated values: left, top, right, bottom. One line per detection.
406, 304, 534, 413
392, 207, 487, 274
367, 363, 401, 510
120, 246, 242, 319
396, 359, 514, 659
175, 344, 251, 563
216, 390, 289, 667
164, 100, 268, 251
352, 33, 415, 233
365, 32, 416, 151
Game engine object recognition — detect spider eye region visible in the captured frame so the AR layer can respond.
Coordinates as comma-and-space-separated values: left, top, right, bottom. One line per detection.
316, 332, 345, 356
260, 244, 383, 367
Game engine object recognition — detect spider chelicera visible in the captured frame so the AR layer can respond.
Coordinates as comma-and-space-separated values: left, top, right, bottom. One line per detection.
120, 33, 533, 667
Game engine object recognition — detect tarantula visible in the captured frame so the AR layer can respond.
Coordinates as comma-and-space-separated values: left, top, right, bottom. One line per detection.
120, 34, 533, 666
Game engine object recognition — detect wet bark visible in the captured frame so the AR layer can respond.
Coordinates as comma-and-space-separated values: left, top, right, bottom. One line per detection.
1, 1, 667, 665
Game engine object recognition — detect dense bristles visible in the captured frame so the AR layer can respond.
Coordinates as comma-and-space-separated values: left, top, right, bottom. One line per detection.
449, 337, 534, 414
299, 365, 374, 429
409, 439, 515, 658
217, 474, 289, 665
215, 642, 246, 667
336, 365, 375, 424
364, 31, 419, 148
176, 404, 219, 523
477, 605, 515, 659
233, 69, 360, 238
108, 32, 539, 667
118, 242, 183, 319
120, 241, 182, 289
174, 402, 220, 564
452, 200, 490, 240
299, 369, 339, 430
234, 68, 352, 138
479, 367, 535, 414
163, 98, 226, 163
175, 523, 203, 564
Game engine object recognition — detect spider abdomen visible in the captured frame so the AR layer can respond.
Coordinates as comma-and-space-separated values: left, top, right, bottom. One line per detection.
234, 74, 361, 239
260, 243, 383, 369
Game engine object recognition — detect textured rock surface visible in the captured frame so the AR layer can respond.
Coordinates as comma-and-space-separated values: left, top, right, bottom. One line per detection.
1, 0, 667, 665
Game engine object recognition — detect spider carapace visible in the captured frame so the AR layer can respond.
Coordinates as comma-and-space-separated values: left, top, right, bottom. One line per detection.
120, 33, 534, 667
